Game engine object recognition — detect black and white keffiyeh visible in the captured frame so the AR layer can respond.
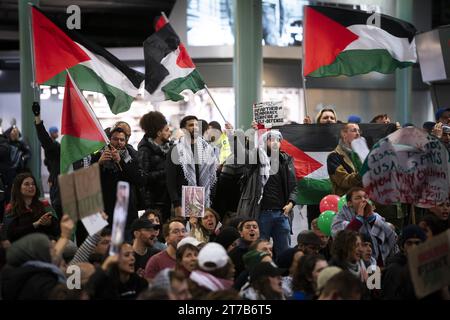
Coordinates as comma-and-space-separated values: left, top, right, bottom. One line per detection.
177, 136, 218, 206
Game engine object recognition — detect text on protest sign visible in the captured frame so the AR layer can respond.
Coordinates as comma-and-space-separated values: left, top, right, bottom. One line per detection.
253, 101, 284, 127
408, 230, 450, 299
362, 128, 450, 207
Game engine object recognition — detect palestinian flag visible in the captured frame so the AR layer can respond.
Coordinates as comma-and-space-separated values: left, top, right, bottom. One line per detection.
60, 72, 109, 174
31, 6, 144, 114
303, 6, 417, 77
143, 16, 205, 103
277, 123, 397, 204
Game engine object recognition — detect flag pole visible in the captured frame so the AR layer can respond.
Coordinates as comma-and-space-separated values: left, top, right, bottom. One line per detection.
301, 5, 309, 119
204, 85, 227, 123
28, 3, 39, 102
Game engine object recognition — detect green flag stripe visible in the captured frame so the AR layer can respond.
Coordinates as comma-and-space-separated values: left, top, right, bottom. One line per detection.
298, 178, 333, 205
308, 49, 414, 77
44, 64, 135, 114
162, 69, 205, 101
60, 135, 105, 173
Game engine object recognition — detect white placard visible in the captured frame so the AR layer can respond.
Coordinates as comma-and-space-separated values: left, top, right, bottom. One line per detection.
253, 101, 284, 127
81, 212, 108, 236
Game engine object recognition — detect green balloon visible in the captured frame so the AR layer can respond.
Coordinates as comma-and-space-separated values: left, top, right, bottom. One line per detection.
338, 195, 347, 212
317, 210, 336, 237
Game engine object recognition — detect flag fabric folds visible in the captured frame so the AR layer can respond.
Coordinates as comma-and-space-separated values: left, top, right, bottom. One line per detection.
60, 72, 109, 174
143, 16, 205, 103
303, 6, 417, 77
277, 123, 397, 204
31, 6, 144, 114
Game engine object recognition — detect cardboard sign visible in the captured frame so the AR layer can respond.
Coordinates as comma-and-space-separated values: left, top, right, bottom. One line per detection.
253, 101, 284, 127
81, 212, 108, 236
109, 181, 129, 256
182, 186, 205, 217
408, 229, 450, 299
58, 163, 104, 224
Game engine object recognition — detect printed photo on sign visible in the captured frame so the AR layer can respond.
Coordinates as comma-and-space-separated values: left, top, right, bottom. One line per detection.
110, 181, 129, 256
182, 186, 205, 217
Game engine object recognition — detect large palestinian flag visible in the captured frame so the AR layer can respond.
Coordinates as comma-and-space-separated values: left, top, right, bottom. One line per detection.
277, 123, 397, 204
31, 6, 144, 114
143, 16, 205, 103
60, 72, 109, 174
303, 6, 417, 77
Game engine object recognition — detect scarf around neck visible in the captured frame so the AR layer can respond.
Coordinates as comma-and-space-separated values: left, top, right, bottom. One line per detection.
177, 136, 217, 206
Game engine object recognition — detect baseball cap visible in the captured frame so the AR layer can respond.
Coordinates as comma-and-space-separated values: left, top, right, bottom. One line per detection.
348, 115, 362, 124
130, 218, 161, 232
435, 107, 450, 121
197, 242, 229, 271
249, 262, 286, 282
177, 236, 202, 249
49, 126, 58, 134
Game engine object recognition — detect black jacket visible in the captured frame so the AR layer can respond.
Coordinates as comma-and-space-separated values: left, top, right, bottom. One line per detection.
91, 145, 146, 229
237, 151, 298, 220
87, 267, 148, 300
137, 136, 171, 210
381, 252, 416, 300
1, 265, 60, 300
35, 121, 60, 184
165, 144, 192, 208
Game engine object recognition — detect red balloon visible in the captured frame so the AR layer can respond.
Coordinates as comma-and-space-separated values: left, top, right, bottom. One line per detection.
319, 194, 340, 213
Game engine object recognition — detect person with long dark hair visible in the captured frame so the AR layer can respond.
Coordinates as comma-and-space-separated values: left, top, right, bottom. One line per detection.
4, 172, 59, 242
86, 243, 148, 300
291, 254, 328, 300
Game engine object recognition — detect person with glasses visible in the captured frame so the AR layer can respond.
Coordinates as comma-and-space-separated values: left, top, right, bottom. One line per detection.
381, 225, 427, 300
4, 172, 59, 242
327, 123, 364, 196
144, 218, 187, 280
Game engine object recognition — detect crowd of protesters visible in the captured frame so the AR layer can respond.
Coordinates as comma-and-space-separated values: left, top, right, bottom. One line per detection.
0, 103, 448, 300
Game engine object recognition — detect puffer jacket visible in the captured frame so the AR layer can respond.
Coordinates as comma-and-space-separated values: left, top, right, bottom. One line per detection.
137, 135, 172, 210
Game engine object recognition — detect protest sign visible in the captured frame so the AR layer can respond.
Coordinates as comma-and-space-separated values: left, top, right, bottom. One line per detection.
408, 229, 450, 299
110, 181, 129, 256
361, 128, 450, 207
253, 101, 284, 127
58, 163, 104, 226
182, 186, 205, 217
81, 212, 108, 235
351, 137, 370, 163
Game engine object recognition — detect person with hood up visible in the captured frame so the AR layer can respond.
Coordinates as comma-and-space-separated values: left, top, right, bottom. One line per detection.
1, 233, 65, 300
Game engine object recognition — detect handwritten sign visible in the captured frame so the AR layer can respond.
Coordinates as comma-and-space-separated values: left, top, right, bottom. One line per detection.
253, 101, 284, 127
362, 128, 450, 207
408, 229, 450, 298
